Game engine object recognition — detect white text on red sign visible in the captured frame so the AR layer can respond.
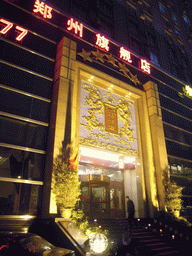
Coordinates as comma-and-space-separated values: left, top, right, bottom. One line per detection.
0, 19, 28, 41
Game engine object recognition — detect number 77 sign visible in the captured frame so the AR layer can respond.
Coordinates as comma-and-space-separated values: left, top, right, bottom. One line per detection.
0, 18, 28, 41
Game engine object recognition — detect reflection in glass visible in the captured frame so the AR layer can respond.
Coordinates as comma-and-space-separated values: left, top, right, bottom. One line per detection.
81, 186, 89, 197
92, 203, 106, 211
92, 187, 106, 201
0, 146, 45, 180
0, 182, 41, 215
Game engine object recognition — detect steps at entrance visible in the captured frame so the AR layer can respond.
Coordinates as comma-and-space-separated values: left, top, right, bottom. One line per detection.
96, 218, 191, 256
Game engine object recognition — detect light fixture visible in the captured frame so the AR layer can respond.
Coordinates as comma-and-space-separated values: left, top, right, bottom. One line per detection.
89, 233, 108, 254
79, 147, 119, 162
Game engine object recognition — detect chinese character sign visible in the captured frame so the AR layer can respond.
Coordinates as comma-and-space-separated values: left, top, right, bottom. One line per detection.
119, 47, 132, 63
105, 105, 118, 134
67, 18, 83, 38
33, 0, 52, 19
96, 34, 109, 51
184, 85, 192, 98
140, 59, 151, 74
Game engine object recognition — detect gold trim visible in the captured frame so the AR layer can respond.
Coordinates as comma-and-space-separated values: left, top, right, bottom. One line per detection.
0, 84, 51, 103
80, 137, 138, 157
0, 111, 49, 127
0, 142, 46, 154
0, 177, 43, 185
0, 60, 53, 81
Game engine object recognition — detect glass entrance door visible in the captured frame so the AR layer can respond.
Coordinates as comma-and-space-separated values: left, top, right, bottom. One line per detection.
90, 184, 110, 218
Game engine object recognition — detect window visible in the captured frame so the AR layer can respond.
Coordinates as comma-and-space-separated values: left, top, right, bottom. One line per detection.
147, 33, 157, 46
71, 2, 89, 22
129, 19, 139, 34
0, 146, 44, 215
172, 14, 177, 22
98, 0, 113, 18
98, 17, 113, 37
130, 36, 142, 54
183, 14, 190, 25
175, 29, 181, 36
159, 2, 166, 14
150, 51, 160, 66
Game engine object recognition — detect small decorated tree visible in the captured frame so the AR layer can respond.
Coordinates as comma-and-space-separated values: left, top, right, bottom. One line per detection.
52, 143, 81, 218
163, 169, 184, 217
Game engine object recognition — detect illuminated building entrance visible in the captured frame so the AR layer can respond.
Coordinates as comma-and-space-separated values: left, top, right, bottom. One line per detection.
78, 147, 136, 219
78, 80, 138, 219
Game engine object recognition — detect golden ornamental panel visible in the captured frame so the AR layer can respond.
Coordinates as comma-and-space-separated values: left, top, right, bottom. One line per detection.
80, 83, 138, 154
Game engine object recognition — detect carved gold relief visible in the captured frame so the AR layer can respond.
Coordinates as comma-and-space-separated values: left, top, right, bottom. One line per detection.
80, 84, 137, 150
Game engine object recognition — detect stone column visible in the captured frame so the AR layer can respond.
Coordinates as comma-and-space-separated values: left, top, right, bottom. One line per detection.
42, 37, 77, 217
143, 81, 168, 211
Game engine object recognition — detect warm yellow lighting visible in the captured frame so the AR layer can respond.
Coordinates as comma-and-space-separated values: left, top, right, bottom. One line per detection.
79, 147, 119, 162
89, 233, 108, 254
185, 85, 192, 97
119, 158, 124, 169
111, 84, 114, 87
91, 76, 94, 79
124, 156, 135, 164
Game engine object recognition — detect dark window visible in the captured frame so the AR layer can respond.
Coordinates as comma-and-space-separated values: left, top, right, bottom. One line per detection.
98, 0, 113, 18
0, 63, 52, 99
0, 116, 48, 150
150, 51, 160, 66
0, 88, 50, 123
159, 2, 166, 14
166, 140, 192, 161
130, 36, 142, 54
183, 14, 190, 25
128, 19, 139, 34
71, 1, 89, 22
0, 41, 54, 78
162, 109, 192, 133
0, 145, 45, 215
164, 123, 192, 146
172, 14, 177, 22
98, 17, 113, 37
160, 95, 192, 120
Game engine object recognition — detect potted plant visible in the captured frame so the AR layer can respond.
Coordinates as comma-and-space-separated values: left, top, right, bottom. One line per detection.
163, 170, 184, 217
52, 144, 81, 218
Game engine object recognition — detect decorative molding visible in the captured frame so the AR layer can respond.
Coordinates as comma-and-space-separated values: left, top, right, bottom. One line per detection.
78, 49, 142, 87
80, 137, 138, 157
